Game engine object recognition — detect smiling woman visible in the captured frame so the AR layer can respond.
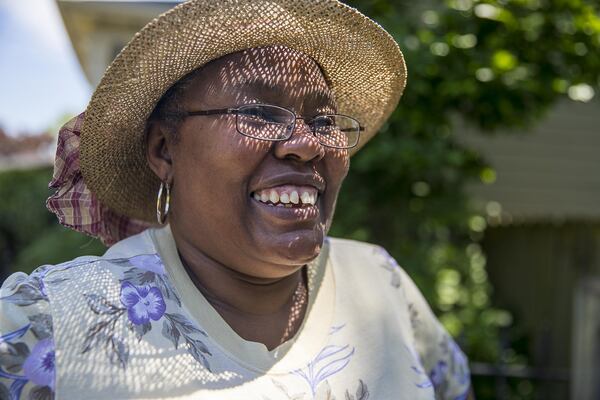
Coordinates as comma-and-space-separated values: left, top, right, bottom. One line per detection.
148, 47, 348, 279
0, 1, 472, 399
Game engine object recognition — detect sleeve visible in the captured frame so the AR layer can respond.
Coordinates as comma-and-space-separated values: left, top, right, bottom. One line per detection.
397, 265, 471, 400
0, 268, 56, 400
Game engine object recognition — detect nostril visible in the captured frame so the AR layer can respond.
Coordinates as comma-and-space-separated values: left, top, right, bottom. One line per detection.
284, 153, 303, 162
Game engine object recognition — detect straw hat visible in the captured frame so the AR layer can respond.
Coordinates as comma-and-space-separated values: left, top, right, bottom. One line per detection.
80, 0, 407, 222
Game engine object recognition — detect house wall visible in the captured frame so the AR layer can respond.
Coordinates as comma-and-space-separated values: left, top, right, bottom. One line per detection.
482, 222, 600, 400
57, 1, 178, 85
454, 99, 600, 222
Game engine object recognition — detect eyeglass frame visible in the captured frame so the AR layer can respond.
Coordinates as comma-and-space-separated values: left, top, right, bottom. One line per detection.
177, 103, 364, 149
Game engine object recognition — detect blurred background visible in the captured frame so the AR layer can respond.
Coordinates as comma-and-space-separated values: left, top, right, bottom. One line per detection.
0, 0, 599, 399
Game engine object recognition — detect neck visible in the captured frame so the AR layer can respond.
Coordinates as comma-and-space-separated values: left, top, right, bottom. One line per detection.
172, 231, 306, 317
174, 235, 309, 349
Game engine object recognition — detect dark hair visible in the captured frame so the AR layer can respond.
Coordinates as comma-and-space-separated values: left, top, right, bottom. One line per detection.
146, 67, 206, 142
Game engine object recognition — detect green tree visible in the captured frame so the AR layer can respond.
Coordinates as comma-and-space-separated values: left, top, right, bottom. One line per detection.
0, 167, 105, 279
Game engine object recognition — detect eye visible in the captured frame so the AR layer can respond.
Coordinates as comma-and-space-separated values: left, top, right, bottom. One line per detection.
244, 108, 272, 122
238, 105, 290, 125
311, 115, 336, 134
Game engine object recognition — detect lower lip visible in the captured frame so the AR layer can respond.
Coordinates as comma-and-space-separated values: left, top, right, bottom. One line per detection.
250, 197, 320, 222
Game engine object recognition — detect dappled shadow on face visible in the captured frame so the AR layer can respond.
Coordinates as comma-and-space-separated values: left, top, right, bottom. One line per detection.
170, 45, 350, 261
180, 45, 353, 166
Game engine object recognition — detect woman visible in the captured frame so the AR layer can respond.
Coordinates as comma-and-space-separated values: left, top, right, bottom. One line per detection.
0, 1, 472, 399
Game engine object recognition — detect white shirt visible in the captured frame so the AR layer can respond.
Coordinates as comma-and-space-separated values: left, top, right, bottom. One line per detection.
0, 225, 470, 399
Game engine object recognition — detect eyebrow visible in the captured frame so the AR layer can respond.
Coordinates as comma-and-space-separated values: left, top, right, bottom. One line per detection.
233, 78, 337, 110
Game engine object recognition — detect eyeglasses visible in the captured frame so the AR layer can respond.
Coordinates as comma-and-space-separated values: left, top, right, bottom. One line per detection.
180, 103, 363, 149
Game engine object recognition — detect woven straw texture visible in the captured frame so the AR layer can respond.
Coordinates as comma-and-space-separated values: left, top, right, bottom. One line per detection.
80, 0, 407, 222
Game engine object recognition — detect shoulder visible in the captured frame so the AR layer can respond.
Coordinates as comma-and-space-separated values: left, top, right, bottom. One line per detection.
0, 228, 162, 330
24, 229, 160, 287
0, 264, 59, 398
326, 237, 405, 289
326, 237, 396, 267
0, 228, 171, 398
326, 236, 381, 254
326, 237, 472, 399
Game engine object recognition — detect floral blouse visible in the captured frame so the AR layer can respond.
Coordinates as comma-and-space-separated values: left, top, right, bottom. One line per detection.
0, 226, 470, 399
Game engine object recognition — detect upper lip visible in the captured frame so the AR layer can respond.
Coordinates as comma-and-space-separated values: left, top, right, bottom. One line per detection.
250, 171, 326, 194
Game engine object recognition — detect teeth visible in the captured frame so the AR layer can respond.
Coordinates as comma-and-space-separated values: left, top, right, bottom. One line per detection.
300, 191, 318, 205
253, 188, 318, 206
301, 191, 310, 204
269, 190, 279, 204
290, 191, 299, 204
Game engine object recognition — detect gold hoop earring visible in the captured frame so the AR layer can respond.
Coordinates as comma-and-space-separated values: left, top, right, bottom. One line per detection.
156, 181, 171, 224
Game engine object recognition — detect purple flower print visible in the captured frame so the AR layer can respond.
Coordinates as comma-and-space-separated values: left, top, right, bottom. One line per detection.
293, 344, 355, 397
128, 254, 165, 275
429, 360, 448, 388
120, 282, 166, 325
22, 338, 55, 390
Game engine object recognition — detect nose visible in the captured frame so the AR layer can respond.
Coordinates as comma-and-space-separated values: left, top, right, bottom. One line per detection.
273, 119, 325, 162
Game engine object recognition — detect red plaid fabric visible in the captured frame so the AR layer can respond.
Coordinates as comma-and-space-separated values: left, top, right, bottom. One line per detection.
46, 113, 152, 246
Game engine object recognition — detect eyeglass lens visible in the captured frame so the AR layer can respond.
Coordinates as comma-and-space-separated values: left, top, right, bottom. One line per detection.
235, 104, 360, 148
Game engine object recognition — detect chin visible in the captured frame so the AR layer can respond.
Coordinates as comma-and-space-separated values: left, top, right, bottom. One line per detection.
263, 227, 324, 267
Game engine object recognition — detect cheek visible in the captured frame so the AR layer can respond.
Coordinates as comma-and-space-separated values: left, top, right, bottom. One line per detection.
325, 151, 350, 192
320, 154, 349, 224
174, 118, 267, 169
170, 123, 271, 211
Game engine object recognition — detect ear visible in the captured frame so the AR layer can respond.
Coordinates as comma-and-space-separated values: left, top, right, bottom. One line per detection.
146, 121, 174, 183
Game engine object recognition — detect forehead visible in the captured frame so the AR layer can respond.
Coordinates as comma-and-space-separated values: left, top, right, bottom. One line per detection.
185, 46, 335, 108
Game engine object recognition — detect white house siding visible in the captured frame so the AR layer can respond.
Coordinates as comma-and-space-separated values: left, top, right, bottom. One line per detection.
454, 99, 600, 222
57, 1, 180, 86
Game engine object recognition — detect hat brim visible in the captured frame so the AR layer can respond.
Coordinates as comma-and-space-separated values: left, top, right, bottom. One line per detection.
80, 0, 407, 222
